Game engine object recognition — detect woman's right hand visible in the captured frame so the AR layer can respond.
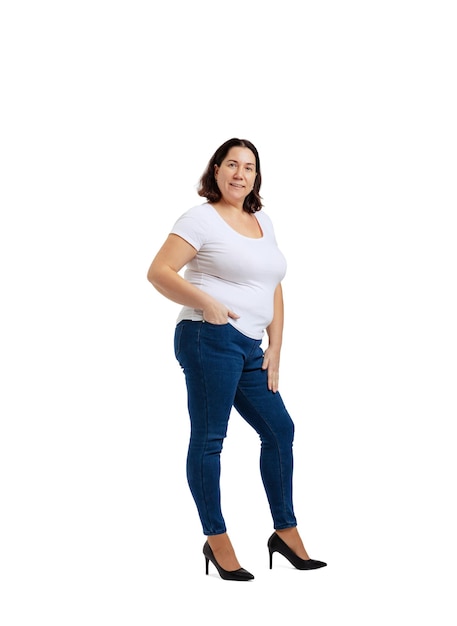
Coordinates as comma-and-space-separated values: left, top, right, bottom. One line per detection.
148, 235, 239, 325
202, 301, 240, 325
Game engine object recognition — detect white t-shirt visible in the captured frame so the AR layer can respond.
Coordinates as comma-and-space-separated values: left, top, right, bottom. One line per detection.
170, 203, 287, 340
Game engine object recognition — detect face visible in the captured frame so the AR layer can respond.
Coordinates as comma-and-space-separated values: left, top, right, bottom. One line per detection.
214, 146, 257, 205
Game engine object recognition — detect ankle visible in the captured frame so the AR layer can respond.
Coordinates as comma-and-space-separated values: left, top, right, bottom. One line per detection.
207, 533, 241, 569
275, 528, 310, 559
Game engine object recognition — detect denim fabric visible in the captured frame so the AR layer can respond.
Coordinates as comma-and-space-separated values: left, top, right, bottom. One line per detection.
174, 320, 297, 536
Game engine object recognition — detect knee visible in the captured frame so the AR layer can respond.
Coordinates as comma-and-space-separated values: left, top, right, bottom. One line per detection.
282, 416, 295, 446
262, 413, 295, 448
189, 434, 225, 455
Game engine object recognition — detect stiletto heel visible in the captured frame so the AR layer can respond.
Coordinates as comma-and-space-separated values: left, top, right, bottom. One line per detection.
203, 541, 254, 581
268, 532, 327, 570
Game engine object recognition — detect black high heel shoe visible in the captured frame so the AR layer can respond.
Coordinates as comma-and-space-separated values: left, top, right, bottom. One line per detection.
268, 532, 327, 570
203, 541, 254, 581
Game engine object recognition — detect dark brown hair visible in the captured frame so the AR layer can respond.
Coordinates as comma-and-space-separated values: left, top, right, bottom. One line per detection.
197, 138, 263, 213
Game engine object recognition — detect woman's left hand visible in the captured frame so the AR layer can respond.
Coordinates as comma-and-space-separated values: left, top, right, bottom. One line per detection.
262, 347, 280, 393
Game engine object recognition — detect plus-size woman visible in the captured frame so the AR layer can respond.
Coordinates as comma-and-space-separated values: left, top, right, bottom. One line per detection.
147, 137, 326, 580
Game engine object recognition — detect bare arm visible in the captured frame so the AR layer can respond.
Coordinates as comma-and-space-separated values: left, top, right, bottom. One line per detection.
262, 283, 284, 393
147, 234, 239, 325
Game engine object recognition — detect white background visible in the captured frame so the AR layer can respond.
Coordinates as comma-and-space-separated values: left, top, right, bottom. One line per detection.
1, 1, 456, 624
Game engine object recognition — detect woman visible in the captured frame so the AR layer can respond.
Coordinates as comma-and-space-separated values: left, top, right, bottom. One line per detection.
147, 138, 326, 580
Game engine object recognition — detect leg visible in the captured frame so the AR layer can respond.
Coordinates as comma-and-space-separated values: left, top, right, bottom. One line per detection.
174, 321, 243, 536
234, 344, 315, 559
234, 345, 297, 530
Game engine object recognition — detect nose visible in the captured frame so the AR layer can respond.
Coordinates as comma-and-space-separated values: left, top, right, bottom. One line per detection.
233, 166, 243, 178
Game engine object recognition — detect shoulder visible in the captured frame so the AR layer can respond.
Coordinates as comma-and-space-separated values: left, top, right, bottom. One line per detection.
177, 203, 214, 222
171, 203, 215, 249
172, 203, 215, 232
255, 209, 275, 230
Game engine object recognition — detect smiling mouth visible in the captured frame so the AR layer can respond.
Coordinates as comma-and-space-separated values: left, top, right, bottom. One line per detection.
230, 183, 244, 188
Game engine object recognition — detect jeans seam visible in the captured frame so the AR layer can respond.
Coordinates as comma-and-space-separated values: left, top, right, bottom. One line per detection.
235, 387, 290, 526
196, 321, 227, 536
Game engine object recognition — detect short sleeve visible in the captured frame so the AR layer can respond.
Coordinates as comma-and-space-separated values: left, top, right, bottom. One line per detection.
170, 205, 208, 251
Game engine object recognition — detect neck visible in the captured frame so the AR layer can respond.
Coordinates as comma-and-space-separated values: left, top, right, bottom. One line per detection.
217, 198, 244, 212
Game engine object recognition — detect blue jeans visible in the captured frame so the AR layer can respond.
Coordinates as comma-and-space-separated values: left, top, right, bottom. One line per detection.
174, 320, 297, 536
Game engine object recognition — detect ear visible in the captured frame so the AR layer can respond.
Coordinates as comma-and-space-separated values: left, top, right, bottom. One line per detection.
214, 164, 219, 179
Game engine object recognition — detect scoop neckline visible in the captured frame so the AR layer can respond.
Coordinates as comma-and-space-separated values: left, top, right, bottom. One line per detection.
208, 204, 264, 240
